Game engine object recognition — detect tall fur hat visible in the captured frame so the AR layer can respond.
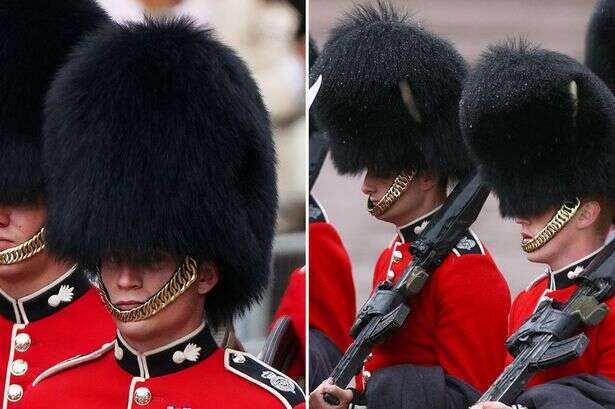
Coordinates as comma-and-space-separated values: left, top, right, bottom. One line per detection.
310, 1, 470, 179
43, 18, 277, 324
0, 0, 108, 205
461, 40, 615, 218
586, 0, 615, 92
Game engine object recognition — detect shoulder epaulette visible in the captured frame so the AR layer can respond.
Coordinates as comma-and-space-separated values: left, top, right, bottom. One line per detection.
452, 229, 485, 257
32, 341, 115, 386
224, 349, 305, 408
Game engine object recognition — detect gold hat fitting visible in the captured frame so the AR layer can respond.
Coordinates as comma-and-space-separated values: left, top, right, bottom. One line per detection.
98, 256, 199, 322
367, 170, 416, 217
521, 198, 581, 253
0, 227, 46, 265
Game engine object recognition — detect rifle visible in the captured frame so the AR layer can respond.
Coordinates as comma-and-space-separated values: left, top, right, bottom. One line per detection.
476, 239, 615, 405
324, 171, 490, 405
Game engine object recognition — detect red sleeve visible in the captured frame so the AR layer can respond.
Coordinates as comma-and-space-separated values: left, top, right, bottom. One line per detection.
309, 222, 356, 353
271, 268, 306, 380
433, 254, 511, 392
595, 297, 615, 381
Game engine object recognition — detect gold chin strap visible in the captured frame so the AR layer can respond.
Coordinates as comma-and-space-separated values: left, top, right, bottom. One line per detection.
368, 170, 416, 217
98, 256, 199, 322
521, 198, 581, 253
0, 227, 46, 265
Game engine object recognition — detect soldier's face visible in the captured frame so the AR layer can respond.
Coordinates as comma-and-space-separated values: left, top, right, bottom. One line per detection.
100, 258, 218, 351
515, 207, 577, 264
0, 203, 47, 276
361, 170, 433, 226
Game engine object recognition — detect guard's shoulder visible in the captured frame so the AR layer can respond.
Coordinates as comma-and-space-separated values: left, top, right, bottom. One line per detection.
525, 273, 549, 292
33, 341, 115, 386
451, 229, 486, 257
224, 349, 305, 408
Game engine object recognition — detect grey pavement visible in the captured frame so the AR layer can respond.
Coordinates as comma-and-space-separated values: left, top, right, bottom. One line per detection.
310, 0, 596, 306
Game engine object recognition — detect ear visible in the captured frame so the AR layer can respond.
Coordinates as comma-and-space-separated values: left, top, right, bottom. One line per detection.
197, 262, 220, 295
575, 200, 601, 230
416, 171, 439, 192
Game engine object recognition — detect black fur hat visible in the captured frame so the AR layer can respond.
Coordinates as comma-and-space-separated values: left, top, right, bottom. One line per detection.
586, 0, 615, 92
43, 18, 277, 324
461, 40, 615, 218
0, 0, 108, 205
310, 1, 470, 179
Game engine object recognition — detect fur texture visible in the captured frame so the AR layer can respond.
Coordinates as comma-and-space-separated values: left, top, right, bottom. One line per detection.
43, 18, 277, 325
586, 0, 615, 92
0, 0, 108, 205
310, 1, 470, 179
460, 40, 615, 218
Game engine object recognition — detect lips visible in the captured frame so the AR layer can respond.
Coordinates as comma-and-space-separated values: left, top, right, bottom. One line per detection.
521, 232, 534, 245
114, 301, 145, 311
0, 239, 14, 251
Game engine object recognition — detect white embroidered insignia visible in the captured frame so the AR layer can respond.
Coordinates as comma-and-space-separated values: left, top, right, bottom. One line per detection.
456, 236, 476, 251
567, 265, 584, 279
47, 285, 75, 307
261, 370, 296, 393
172, 343, 201, 364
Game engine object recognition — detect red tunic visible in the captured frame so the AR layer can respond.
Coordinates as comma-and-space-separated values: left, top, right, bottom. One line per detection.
270, 267, 306, 380
309, 222, 356, 353
0, 265, 115, 408
23, 322, 305, 408
506, 247, 615, 387
361, 211, 511, 393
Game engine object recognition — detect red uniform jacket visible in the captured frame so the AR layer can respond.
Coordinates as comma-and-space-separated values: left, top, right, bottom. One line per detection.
309, 222, 356, 353
361, 210, 511, 393
0, 265, 115, 408
270, 267, 306, 380
507, 247, 615, 387
24, 322, 305, 408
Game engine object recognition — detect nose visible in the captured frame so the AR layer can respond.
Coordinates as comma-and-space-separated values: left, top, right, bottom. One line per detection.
0, 207, 10, 228
361, 172, 376, 196
115, 265, 143, 290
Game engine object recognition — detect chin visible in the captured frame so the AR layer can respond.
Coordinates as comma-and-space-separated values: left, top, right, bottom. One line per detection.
524, 246, 551, 265
115, 319, 159, 342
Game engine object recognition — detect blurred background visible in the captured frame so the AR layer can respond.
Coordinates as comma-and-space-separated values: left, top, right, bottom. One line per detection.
311, 0, 596, 309
95, 0, 306, 352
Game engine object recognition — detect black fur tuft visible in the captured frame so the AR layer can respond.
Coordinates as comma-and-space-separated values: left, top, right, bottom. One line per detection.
586, 0, 615, 92
0, 0, 109, 205
43, 17, 277, 325
461, 40, 615, 217
310, 1, 470, 179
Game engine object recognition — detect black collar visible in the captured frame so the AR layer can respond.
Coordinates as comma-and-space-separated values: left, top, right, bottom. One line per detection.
549, 247, 604, 290
396, 205, 443, 243
0, 265, 91, 324
115, 322, 218, 378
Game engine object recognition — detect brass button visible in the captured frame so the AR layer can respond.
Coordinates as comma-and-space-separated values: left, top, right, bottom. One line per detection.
134, 386, 152, 405
10, 360, 28, 376
14, 333, 31, 352
362, 370, 371, 383
392, 250, 403, 262
386, 270, 395, 281
6, 384, 23, 402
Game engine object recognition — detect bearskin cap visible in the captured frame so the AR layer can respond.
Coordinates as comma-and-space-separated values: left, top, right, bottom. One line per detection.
43, 17, 277, 324
461, 40, 615, 218
586, 0, 615, 92
0, 0, 108, 205
310, 1, 470, 179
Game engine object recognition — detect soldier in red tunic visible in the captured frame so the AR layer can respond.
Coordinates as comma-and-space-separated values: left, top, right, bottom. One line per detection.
22, 17, 304, 409
0, 2, 114, 407
461, 39, 615, 409
309, 3, 511, 408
